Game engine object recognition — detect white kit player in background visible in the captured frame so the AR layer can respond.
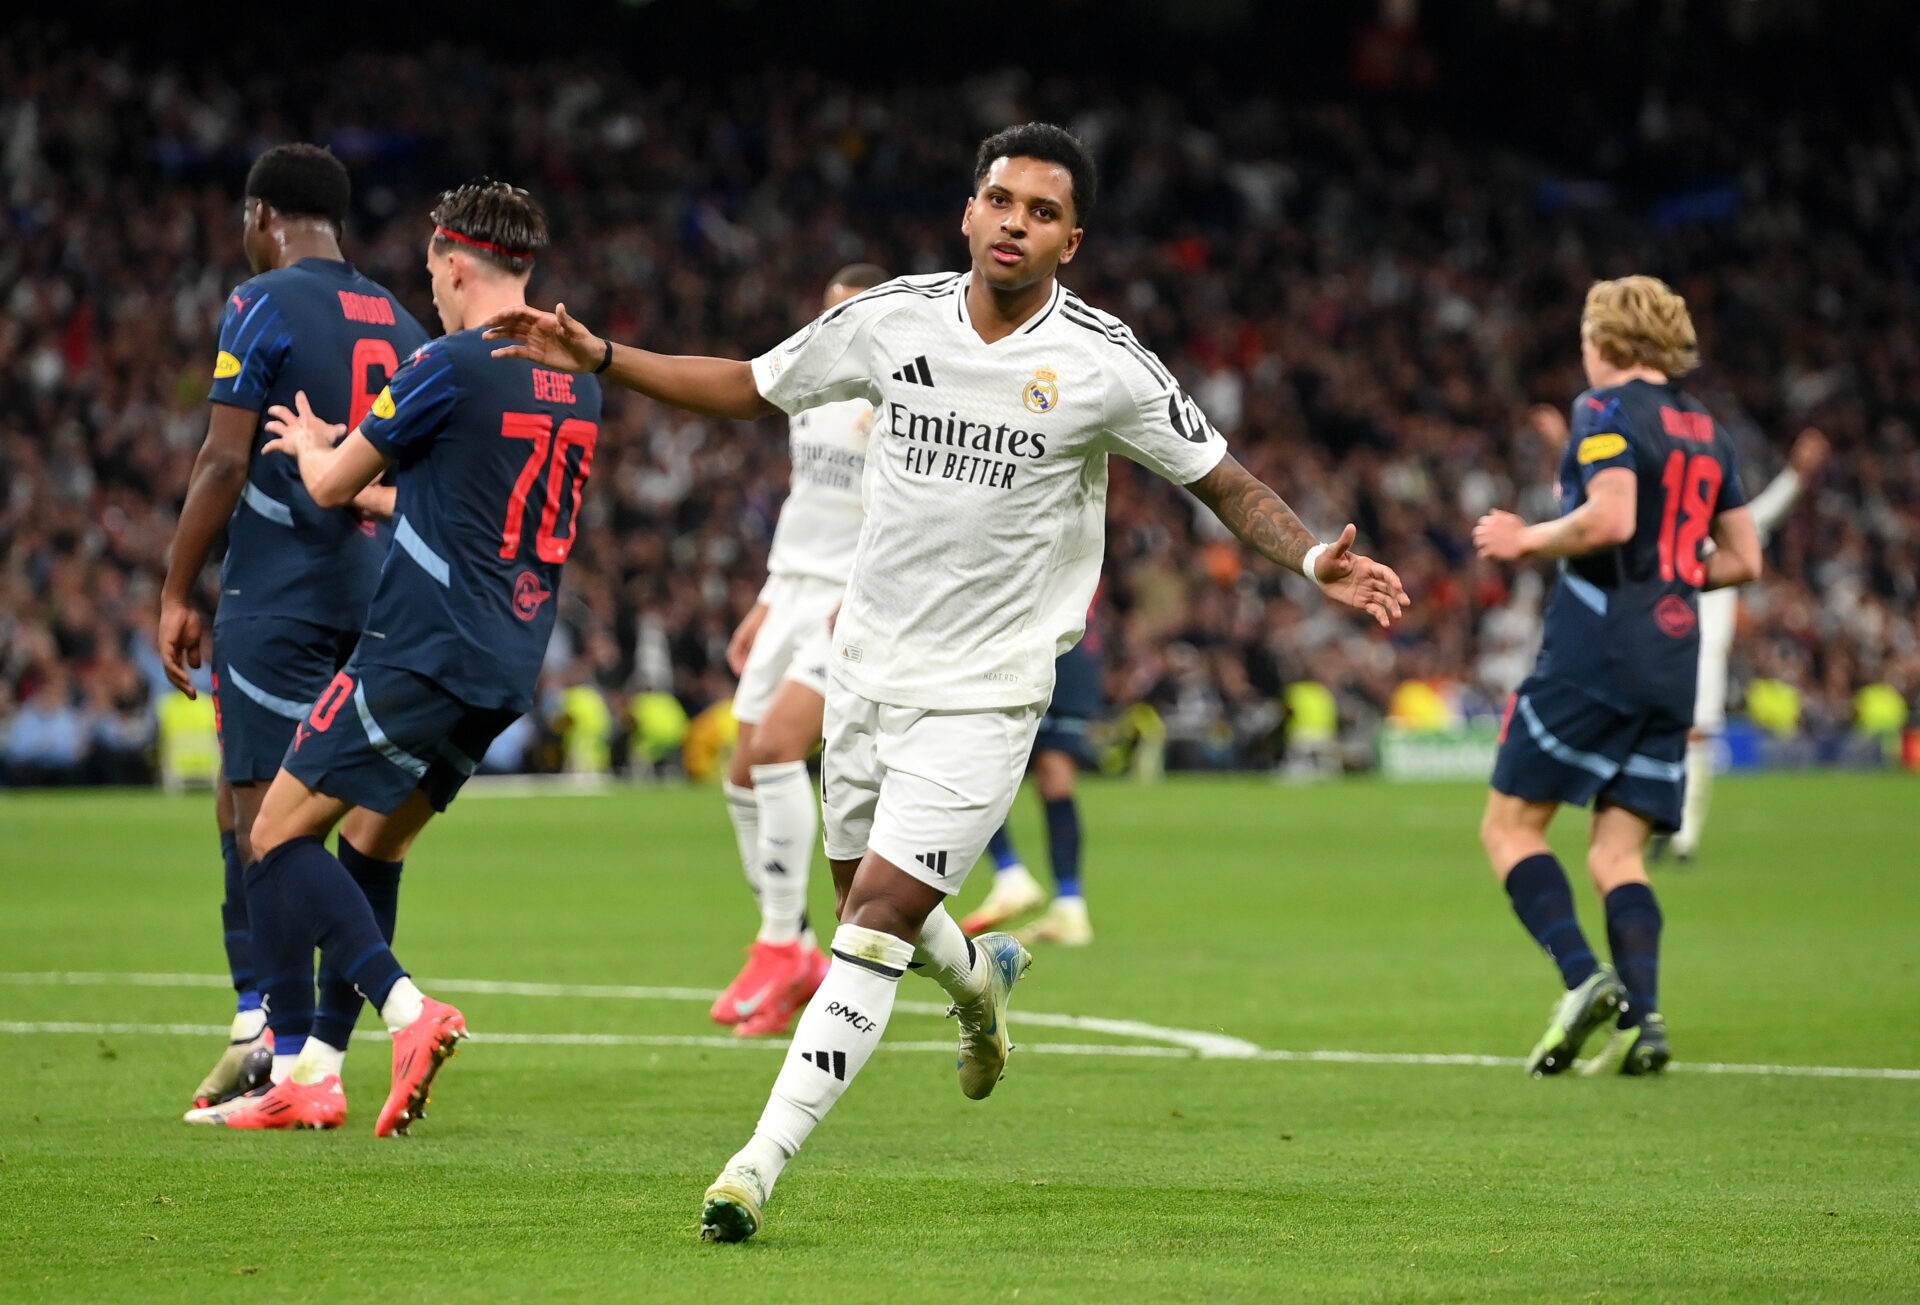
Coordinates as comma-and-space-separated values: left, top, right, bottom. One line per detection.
1673, 427, 1829, 860
713, 265, 892, 1040
484, 122, 1409, 1245
1526, 407, 1830, 862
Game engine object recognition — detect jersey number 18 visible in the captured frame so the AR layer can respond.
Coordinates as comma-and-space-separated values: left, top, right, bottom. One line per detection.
1656, 450, 1723, 587
499, 412, 598, 564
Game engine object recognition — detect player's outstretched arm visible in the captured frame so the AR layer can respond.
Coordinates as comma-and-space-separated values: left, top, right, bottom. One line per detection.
1186, 455, 1410, 627
260, 391, 389, 510
1474, 466, 1636, 562
158, 402, 257, 697
1748, 427, 1829, 540
482, 302, 777, 422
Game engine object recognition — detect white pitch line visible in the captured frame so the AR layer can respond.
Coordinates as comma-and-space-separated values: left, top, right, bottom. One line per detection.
4, 972, 1917, 1080
0, 971, 1251, 1057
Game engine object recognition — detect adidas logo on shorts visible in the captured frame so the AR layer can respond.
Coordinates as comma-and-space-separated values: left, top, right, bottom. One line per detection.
914, 850, 949, 876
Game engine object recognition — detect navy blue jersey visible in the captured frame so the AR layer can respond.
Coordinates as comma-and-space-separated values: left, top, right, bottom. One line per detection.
1536, 379, 1746, 716
210, 258, 430, 628
355, 328, 602, 713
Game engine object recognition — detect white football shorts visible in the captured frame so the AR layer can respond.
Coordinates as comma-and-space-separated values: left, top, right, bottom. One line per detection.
820, 677, 1042, 893
732, 573, 842, 725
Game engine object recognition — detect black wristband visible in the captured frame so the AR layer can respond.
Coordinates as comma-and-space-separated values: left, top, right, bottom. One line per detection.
593, 337, 613, 374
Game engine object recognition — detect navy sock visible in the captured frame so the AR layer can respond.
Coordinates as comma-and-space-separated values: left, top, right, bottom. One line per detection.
247, 836, 408, 1040
243, 846, 313, 1052
1044, 796, 1082, 898
311, 835, 404, 1049
1504, 853, 1599, 989
987, 825, 1020, 871
219, 830, 255, 1002
1605, 881, 1663, 1029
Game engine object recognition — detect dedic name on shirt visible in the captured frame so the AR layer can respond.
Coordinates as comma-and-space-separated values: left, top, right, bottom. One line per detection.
886, 401, 1047, 490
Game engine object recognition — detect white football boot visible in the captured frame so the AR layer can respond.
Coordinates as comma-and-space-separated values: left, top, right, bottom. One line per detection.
701, 1163, 773, 1243
951, 932, 1032, 1100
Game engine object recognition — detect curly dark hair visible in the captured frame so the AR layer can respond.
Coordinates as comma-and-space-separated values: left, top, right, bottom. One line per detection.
245, 144, 351, 228
428, 179, 549, 275
973, 122, 1098, 222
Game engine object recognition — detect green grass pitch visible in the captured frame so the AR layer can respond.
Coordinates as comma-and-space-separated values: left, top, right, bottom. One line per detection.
3, 773, 1916, 1303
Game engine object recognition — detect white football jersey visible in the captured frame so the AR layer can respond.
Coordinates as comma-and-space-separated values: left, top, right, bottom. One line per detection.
750, 272, 1228, 710
765, 397, 870, 586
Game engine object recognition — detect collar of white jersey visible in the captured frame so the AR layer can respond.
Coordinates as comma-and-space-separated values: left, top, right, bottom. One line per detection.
952, 272, 1064, 342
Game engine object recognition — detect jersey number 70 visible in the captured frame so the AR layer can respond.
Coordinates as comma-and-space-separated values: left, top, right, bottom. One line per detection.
499, 412, 597, 564
1656, 450, 1723, 587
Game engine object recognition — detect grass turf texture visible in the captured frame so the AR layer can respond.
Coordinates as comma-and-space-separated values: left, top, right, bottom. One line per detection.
1, 774, 1916, 1303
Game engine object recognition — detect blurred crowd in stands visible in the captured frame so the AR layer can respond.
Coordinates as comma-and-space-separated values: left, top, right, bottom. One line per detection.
3, 36, 1917, 784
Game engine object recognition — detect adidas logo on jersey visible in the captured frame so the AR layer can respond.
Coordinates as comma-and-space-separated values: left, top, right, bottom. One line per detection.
801, 1049, 848, 1080
915, 850, 950, 877
890, 356, 935, 386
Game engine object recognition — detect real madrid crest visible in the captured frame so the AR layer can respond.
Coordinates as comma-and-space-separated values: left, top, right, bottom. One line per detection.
1023, 366, 1060, 414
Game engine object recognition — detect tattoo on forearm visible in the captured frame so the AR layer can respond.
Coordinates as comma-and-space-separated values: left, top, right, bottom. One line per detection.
1191, 457, 1318, 572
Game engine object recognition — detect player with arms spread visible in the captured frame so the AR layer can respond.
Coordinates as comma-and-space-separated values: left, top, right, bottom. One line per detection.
486, 122, 1408, 1241
222, 181, 601, 1135
714, 264, 890, 1039
157, 144, 429, 1120
1474, 276, 1761, 1078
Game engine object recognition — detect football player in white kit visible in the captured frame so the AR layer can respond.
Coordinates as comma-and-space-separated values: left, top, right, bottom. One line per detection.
1525, 407, 1829, 862
485, 122, 1409, 1243
714, 264, 890, 1038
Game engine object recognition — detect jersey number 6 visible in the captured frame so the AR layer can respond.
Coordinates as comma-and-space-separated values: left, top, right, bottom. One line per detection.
349, 338, 401, 430
499, 412, 598, 564
1657, 450, 1723, 587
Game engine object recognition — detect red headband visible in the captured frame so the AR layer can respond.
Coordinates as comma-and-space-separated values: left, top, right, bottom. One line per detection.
434, 225, 533, 261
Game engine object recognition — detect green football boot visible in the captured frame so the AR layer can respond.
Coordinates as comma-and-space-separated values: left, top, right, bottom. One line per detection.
1526, 965, 1628, 1077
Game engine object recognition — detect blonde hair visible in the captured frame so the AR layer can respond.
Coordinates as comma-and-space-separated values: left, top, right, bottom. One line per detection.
1581, 275, 1700, 377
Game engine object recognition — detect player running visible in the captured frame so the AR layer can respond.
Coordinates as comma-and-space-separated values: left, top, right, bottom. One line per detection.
157, 144, 428, 1120
1474, 276, 1761, 1078
223, 180, 600, 1135
1526, 409, 1830, 865
487, 121, 1408, 1241
963, 629, 1103, 946
714, 264, 889, 1039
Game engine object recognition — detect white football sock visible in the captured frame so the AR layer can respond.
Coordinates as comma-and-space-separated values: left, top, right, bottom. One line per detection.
750, 761, 816, 945
290, 1038, 346, 1085
379, 976, 425, 1033
911, 903, 987, 1002
748, 924, 914, 1171
230, 1007, 268, 1042
724, 1132, 793, 1194
723, 780, 762, 900
270, 1053, 296, 1085
1675, 736, 1715, 854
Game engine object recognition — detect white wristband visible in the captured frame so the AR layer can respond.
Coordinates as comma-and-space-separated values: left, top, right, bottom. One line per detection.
1301, 542, 1330, 591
